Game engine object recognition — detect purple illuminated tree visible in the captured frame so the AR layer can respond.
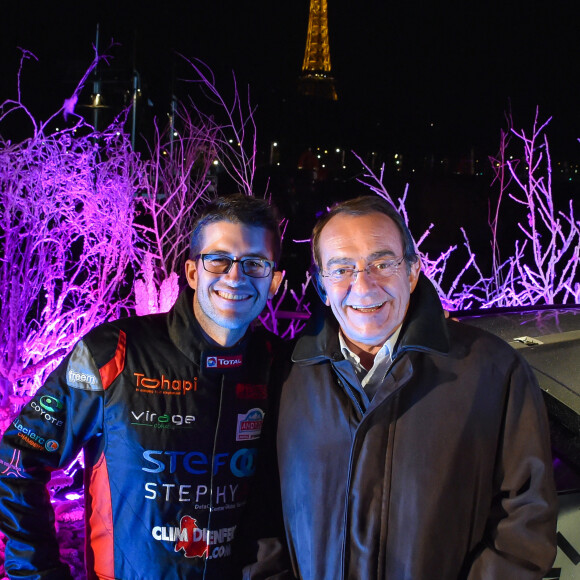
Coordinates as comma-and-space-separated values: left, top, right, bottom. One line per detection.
354, 111, 580, 309
134, 57, 313, 335
499, 111, 580, 304
0, 50, 141, 430
134, 57, 263, 316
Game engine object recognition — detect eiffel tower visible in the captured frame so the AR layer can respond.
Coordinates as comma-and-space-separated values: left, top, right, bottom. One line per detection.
298, 0, 338, 101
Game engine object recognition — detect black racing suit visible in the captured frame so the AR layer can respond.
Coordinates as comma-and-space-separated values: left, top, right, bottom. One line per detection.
0, 287, 282, 579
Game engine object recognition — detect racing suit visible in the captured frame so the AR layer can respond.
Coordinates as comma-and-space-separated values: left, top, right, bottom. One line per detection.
0, 287, 282, 580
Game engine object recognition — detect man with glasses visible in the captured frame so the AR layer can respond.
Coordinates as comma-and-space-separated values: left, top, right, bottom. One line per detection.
276, 196, 557, 579
0, 194, 289, 579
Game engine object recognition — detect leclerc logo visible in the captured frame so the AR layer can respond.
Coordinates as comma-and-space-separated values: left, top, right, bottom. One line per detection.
206, 355, 242, 369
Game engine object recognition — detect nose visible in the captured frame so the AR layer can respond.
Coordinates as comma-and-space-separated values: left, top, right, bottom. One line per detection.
223, 260, 245, 282
349, 266, 375, 292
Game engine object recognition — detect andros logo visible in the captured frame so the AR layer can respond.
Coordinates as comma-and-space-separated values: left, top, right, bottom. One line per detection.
236, 408, 264, 441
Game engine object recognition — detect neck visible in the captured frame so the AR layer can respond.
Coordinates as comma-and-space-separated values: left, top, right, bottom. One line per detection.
341, 334, 382, 371
193, 299, 246, 348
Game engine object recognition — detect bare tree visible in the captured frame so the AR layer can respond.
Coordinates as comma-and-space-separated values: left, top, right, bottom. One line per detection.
0, 51, 141, 429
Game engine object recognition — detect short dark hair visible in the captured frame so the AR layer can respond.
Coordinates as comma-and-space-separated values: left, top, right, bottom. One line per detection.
189, 194, 282, 262
311, 195, 419, 271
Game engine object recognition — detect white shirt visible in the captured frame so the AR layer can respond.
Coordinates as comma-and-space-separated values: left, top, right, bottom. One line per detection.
339, 326, 402, 393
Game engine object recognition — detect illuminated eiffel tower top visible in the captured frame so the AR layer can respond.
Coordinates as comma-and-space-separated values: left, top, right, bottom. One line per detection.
299, 0, 338, 101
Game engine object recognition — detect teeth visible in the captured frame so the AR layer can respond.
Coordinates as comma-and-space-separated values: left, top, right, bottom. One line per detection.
216, 290, 249, 301
351, 302, 385, 312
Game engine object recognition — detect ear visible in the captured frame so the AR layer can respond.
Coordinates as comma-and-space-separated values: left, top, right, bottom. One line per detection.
184, 259, 198, 290
312, 271, 328, 304
268, 270, 284, 299
409, 258, 422, 293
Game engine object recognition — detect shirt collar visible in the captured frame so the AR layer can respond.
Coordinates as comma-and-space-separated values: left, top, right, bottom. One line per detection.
339, 326, 401, 367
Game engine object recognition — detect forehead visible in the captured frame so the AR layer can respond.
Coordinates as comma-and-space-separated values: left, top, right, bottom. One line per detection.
318, 212, 404, 263
198, 220, 276, 258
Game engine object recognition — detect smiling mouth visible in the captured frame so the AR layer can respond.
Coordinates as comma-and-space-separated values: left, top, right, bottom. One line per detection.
350, 302, 386, 313
215, 289, 251, 301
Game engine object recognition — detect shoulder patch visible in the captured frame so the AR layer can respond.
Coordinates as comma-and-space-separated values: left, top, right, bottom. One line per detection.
67, 341, 104, 391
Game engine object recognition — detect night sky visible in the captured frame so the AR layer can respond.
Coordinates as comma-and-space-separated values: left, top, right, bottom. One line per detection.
1, 1, 579, 158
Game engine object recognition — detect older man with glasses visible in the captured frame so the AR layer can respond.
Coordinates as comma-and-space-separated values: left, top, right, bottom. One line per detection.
275, 195, 557, 580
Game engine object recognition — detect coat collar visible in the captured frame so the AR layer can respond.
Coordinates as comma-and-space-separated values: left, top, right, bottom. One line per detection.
167, 286, 254, 366
293, 273, 450, 365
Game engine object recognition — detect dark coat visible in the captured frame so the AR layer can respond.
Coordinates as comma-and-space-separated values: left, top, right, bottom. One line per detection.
277, 274, 557, 580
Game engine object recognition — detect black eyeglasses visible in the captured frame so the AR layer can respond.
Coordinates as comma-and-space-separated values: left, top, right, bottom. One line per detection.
195, 254, 275, 278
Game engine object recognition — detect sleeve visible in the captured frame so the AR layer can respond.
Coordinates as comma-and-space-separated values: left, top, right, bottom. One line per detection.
467, 354, 558, 579
0, 338, 106, 580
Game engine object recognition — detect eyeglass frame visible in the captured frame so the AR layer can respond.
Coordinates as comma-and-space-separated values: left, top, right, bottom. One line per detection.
319, 255, 406, 285
194, 253, 276, 278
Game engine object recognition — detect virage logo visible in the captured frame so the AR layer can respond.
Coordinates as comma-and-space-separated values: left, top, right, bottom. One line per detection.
130, 410, 195, 429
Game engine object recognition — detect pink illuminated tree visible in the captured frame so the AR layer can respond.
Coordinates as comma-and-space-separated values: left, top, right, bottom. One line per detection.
501, 111, 580, 305
0, 50, 141, 430
134, 57, 313, 334
134, 57, 263, 315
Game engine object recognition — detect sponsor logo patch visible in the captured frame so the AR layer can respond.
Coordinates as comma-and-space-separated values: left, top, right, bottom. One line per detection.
134, 373, 197, 396
236, 408, 264, 441
45, 439, 59, 452
206, 355, 242, 369
130, 410, 196, 429
152, 518, 235, 561
235, 383, 267, 400
142, 448, 257, 478
67, 369, 99, 387
0, 449, 24, 478
13, 418, 57, 452
39, 395, 64, 414
30, 401, 63, 427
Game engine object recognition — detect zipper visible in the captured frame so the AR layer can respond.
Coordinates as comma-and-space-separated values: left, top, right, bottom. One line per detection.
339, 353, 409, 580
204, 374, 225, 579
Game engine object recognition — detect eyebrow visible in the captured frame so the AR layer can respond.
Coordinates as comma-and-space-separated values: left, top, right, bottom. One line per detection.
325, 250, 398, 268
205, 250, 272, 261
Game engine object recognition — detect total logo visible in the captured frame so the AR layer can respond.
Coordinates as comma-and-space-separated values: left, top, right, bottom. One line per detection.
236, 408, 264, 442
152, 517, 234, 560
206, 355, 242, 369
142, 448, 257, 478
130, 410, 196, 429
